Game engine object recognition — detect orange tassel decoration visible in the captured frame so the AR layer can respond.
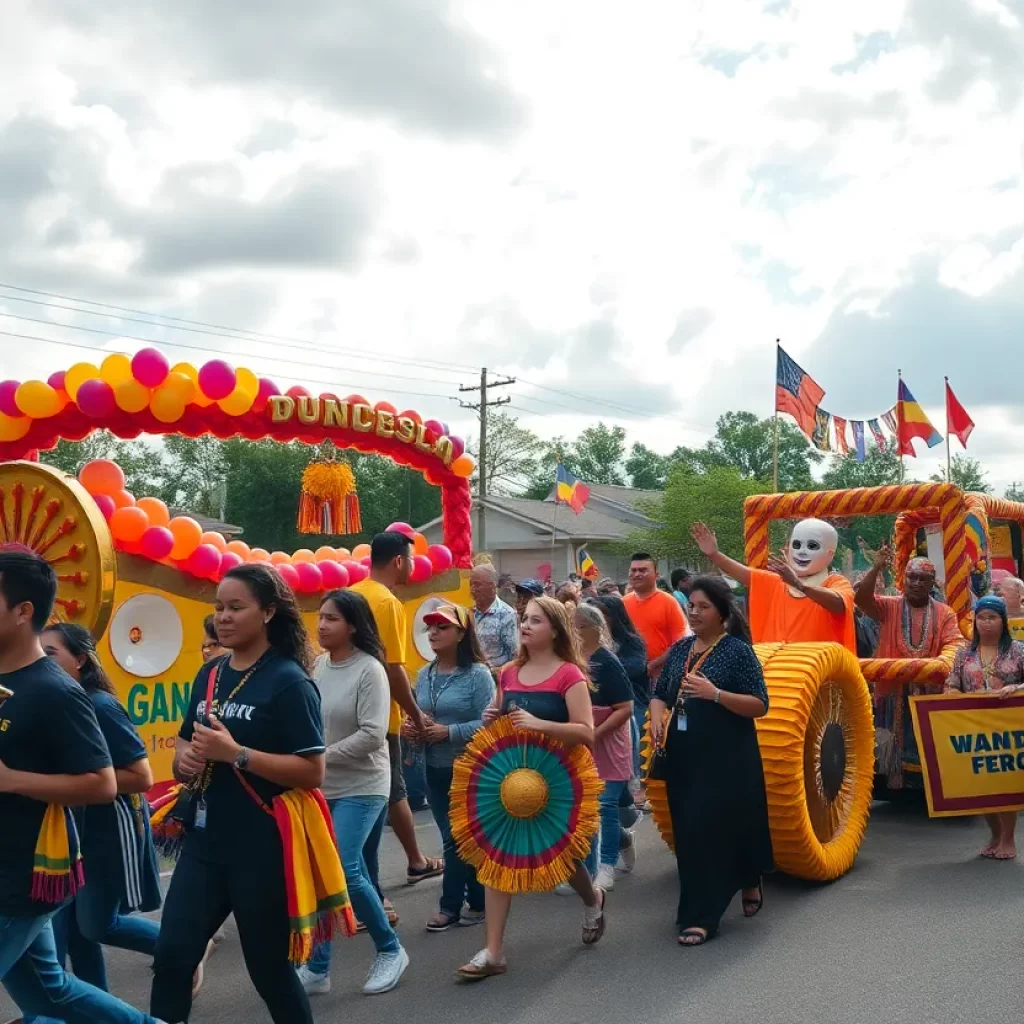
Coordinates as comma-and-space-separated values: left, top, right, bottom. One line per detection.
297, 457, 361, 536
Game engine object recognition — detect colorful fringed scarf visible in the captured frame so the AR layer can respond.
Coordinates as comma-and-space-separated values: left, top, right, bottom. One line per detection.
271, 788, 357, 963
32, 804, 84, 903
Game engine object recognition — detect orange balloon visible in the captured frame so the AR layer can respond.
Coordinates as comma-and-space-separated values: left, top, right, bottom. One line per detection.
314, 546, 336, 562
226, 540, 251, 560
78, 459, 125, 497
351, 543, 371, 560
201, 531, 228, 553
136, 497, 170, 527
112, 489, 136, 509
270, 551, 292, 565
334, 547, 351, 560
412, 532, 428, 556
168, 516, 203, 560
451, 454, 475, 478
0, 413, 31, 442
110, 506, 149, 543
249, 547, 271, 563
292, 548, 315, 564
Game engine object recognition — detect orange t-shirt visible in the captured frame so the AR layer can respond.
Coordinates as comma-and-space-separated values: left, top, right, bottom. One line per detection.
623, 589, 690, 666
748, 569, 856, 653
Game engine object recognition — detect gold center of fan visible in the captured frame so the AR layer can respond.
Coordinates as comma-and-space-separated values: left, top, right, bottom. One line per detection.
500, 768, 550, 819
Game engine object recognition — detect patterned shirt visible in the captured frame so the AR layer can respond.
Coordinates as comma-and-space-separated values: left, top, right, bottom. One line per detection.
945, 641, 1024, 693
473, 598, 519, 668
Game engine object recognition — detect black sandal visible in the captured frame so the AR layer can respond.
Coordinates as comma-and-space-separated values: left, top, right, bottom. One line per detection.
677, 927, 711, 946
742, 880, 763, 918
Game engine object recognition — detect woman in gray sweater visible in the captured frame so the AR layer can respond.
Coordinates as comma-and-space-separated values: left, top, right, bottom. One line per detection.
296, 590, 409, 998
408, 603, 495, 932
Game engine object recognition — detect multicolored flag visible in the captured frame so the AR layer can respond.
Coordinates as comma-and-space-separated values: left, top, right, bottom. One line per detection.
881, 407, 899, 437
775, 347, 825, 438
851, 420, 867, 462
555, 462, 590, 515
833, 415, 850, 455
945, 379, 975, 448
867, 418, 887, 450
896, 380, 942, 456
575, 546, 599, 580
812, 408, 832, 452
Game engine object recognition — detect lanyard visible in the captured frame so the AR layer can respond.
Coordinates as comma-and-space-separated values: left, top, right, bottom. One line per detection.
427, 662, 460, 716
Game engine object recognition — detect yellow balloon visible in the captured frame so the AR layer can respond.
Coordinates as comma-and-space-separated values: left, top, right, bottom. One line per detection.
0, 412, 31, 442
218, 386, 255, 416
15, 381, 63, 418
114, 379, 151, 414
170, 362, 198, 383
65, 362, 100, 400
100, 353, 133, 387
151, 387, 186, 424
236, 367, 259, 398
162, 371, 197, 404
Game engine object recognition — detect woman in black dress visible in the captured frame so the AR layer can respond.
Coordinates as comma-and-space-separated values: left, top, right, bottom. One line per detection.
648, 576, 772, 946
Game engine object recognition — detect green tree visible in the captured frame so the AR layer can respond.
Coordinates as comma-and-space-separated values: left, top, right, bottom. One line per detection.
160, 436, 229, 517
40, 432, 168, 496
930, 454, 991, 493
625, 442, 671, 490
473, 411, 544, 496
1005, 482, 1024, 503
522, 421, 628, 497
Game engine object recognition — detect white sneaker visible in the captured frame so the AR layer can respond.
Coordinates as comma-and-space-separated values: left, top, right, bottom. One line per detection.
363, 946, 410, 995
295, 964, 330, 995
617, 832, 636, 873
594, 865, 616, 891
553, 882, 574, 896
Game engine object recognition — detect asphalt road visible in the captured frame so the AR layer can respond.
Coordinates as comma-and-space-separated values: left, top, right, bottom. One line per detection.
3, 800, 1021, 1024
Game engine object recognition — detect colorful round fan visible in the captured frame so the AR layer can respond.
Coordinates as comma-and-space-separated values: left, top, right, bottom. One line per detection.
450, 715, 602, 894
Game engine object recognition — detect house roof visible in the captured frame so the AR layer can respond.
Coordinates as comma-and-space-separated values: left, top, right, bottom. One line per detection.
168, 508, 244, 537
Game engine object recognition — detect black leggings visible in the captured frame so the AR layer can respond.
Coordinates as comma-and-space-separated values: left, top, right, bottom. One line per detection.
150, 847, 311, 1024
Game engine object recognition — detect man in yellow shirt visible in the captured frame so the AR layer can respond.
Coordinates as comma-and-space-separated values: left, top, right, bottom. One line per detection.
351, 531, 443, 890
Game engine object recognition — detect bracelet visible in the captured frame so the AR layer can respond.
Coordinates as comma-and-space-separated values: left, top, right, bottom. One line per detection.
714, 688, 721, 703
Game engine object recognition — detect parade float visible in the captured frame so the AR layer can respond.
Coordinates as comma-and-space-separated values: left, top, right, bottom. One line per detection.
0, 347, 474, 787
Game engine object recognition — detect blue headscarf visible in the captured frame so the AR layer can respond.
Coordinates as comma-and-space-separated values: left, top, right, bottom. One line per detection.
972, 595, 1011, 652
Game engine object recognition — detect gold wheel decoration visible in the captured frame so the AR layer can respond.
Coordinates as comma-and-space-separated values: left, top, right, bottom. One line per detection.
0, 461, 116, 637
641, 641, 873, 882
639, 709, 674, 852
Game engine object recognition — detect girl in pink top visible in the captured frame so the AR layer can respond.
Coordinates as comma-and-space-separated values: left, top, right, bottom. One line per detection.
457, 597, 607, 981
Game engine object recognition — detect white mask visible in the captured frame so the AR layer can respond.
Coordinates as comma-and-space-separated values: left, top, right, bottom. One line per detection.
787, 518, 837, 583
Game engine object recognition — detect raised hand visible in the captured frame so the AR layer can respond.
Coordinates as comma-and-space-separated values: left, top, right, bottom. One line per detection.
691, 522, 719, 557
874, 542, 893, 572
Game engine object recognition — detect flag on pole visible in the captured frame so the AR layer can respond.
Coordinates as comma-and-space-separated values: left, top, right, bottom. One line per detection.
812, 408, 833, 452
881, 407, 899, 437
833, 415, 850, 455
851, 421, 867, 462
555, 463, 590, 515
867, 418, 887, 450
575, 546, 599, 580
896, 380, 942, 456
775, 347, 825, 438
945, 379, 975, 448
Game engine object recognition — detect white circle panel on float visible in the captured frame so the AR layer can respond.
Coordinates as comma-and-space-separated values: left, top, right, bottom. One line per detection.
109, 594, 184, 677
412, 596, 445, 663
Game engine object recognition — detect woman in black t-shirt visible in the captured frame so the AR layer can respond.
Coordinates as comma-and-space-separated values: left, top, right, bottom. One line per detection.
151, 565, 326, 1024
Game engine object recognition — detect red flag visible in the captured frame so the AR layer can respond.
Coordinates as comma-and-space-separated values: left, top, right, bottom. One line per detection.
945, 379, 974, 448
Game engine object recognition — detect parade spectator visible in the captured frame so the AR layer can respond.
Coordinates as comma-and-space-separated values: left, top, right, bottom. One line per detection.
458, 597, 606, 980
670, 568, 692, 611
648, 576, 773, 946
0, 550, 161, 1024
152, 565, 325, 1024
201, 615, 226, 663
410, 604, 494, 932
514, 579, 545, 619
575, 603, 634, 891
624, 553, 690, 684
469, 564, 518, 671
995, 576, 1024, 640
944, 595, 1024, 860
855, 547, 964, 789
297, 589, 408, 997
556, 582, 581, 609
351, 532, 442, 890
596, 577, 620, 596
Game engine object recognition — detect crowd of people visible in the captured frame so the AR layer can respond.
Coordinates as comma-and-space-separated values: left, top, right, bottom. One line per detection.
3, 529, 1023, 1022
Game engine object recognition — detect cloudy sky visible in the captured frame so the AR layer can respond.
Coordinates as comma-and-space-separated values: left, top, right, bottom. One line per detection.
2, 0, 1023, 490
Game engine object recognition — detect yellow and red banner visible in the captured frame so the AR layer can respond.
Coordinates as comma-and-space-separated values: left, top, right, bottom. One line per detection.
909, 693, 1024, 816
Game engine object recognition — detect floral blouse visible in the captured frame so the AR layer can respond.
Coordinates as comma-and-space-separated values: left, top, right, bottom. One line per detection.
944, 641, 1024, 693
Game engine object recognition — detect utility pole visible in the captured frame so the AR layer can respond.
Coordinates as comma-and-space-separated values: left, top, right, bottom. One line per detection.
458, 368, 515, 553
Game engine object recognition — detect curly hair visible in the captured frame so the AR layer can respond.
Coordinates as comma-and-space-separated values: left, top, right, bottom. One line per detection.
224, 564, 316, 672
515, 595, 591, 683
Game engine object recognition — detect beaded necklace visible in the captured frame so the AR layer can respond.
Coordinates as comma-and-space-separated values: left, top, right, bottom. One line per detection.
900, 599, 933, 655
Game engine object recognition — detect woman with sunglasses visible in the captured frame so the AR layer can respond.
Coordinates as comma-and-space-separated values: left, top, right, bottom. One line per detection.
406, 603, 495, 932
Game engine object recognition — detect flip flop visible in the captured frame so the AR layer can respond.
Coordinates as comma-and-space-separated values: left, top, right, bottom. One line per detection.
407, 857, 444, 884
678, 927, 711, 946
742, 880, 764, 918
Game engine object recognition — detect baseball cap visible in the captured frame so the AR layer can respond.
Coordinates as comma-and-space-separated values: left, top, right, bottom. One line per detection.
516, 578, 545, 597
422, 603, 470, 629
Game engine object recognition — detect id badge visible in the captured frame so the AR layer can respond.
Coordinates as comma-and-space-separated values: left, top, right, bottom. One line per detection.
194, 796, 207, 830
676, 712, 687, 731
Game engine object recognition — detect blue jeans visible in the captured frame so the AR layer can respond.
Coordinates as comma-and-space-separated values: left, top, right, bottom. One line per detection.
363, 802, 388, 901
402, 739, 428, 810
1, 911, 154, 1023
308, 795, 400, 976
424, 764, 484, 918
585, 780, 630, 874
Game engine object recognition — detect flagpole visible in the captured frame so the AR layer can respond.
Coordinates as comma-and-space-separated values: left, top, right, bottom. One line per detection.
944, 375, 951, 483
772, 338, 780, 492
897, 368, 904, 483
551, 456, 560, 581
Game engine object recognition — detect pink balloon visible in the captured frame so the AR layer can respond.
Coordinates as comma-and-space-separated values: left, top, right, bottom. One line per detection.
276, 563, 300, 590
427, 544, 453, 572
318, 560, 350, 589
385, 521, 416, 539
198, 360, 236, 401
254, 378, 280, 411
294, 561, 323, 594
423, 418, 444, 440
343, 560, 368, 584
76, 379, 116, 418
449, 436, 465, 460
186, 543, 222, 579
131, 347, 170, 388
47, 371, 66, 392
139, 526, 174, 560
0, 380, 21, 418
218, 551, 244, 578
360, 555, 371, 567
93, 494, 116, 520
410, 554, 432, 583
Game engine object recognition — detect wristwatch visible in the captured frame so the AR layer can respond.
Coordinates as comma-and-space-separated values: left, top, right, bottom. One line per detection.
233, 747, 251, 771
714, 688, 721, 703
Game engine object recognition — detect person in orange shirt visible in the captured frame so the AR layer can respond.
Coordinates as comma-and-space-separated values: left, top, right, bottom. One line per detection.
623, 553, 691, 683
691, 519, 856, 654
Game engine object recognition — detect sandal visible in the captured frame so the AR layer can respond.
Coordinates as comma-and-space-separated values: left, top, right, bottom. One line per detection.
457, 949, 507, 981
742, 880, 764, 918
426, 911, 459, 932
381, 897, 400, 927
582, 887, 606, 945
678, 927, 711, 946
407, 857, 444, 884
